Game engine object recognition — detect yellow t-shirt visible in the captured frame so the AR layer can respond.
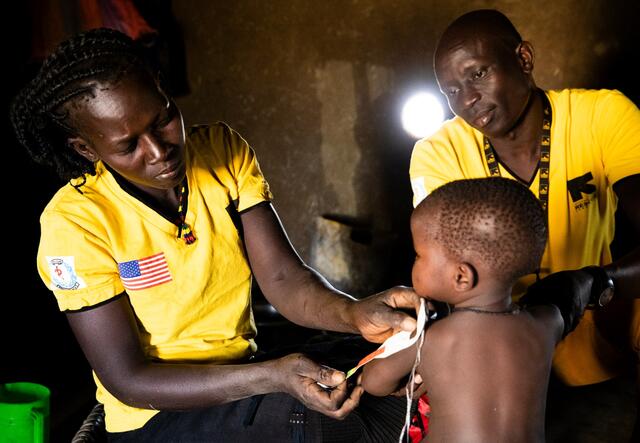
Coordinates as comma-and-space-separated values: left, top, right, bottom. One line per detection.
410, 89, 640, 385
37, 122, 273, 432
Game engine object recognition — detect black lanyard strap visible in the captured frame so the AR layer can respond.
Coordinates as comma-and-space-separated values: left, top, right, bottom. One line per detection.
483, 90, 552, 215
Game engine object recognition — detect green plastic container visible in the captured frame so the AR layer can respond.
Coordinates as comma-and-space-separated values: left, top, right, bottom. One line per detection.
0, 382, 50, 443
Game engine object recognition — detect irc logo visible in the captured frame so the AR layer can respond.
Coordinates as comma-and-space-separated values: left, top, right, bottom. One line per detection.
567, 172, 596, 211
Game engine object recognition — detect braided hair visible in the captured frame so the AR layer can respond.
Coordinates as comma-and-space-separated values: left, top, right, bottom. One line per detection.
10, 28, 154, 183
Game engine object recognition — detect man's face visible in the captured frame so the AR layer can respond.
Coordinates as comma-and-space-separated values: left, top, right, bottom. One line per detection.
434, 34, 532, 138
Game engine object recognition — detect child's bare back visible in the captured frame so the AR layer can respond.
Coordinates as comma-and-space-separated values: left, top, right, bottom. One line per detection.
421, 305, 562, 442
362, 178, 591, 442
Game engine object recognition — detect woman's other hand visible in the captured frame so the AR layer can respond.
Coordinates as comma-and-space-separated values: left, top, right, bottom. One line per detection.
271, 353, 363, 420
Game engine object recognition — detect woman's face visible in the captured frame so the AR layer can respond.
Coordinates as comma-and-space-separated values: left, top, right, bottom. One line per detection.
67, 71, 186, 194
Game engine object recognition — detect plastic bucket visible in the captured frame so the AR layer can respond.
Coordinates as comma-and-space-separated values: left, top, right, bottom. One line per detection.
0, 382, 50, 443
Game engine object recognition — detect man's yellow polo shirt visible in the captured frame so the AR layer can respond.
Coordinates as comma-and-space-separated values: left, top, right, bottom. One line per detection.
410, 89, 640, 385
37, 122, 272, 432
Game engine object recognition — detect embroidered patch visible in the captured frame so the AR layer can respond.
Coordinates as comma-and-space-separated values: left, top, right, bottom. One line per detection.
411, 177, 429, 207
117, 252, 172, 291
46, 256, 87, 290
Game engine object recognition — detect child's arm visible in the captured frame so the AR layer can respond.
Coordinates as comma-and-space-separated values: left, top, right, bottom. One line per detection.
361, 342, 420, 396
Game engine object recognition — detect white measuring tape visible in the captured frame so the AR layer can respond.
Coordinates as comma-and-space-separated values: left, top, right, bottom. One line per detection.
346, 298, 427, 379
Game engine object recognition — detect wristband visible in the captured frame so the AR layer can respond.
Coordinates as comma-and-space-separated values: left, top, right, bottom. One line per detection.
581, 266, 615, 308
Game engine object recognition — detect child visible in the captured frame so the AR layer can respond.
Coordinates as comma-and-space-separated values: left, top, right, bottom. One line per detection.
362, 177, 593, 442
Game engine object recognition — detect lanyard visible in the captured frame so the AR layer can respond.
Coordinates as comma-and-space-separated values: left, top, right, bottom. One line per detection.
482, 90, 552, 215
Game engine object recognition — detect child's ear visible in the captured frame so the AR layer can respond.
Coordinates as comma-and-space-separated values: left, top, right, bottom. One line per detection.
453, 262, 477, 292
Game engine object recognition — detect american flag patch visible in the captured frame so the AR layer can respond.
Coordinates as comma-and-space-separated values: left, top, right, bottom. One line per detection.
117, 252, 172, 291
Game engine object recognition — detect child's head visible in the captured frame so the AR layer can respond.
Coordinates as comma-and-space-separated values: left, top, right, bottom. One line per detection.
410, 177, 546, 302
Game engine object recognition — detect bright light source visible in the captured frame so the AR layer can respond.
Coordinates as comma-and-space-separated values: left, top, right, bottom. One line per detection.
401, 92, 445, 139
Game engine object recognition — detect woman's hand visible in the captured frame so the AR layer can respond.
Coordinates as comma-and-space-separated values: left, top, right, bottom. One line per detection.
347, 286, 422, 343
271, 353, 363, 420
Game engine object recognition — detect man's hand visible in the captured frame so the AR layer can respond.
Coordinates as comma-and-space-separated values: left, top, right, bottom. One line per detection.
347, 286, 422, 343
520, 269, 594, 337
272, 353, 363, 420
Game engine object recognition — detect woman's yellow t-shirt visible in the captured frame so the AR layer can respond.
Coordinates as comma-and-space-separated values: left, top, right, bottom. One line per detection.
37, 122, 272, 432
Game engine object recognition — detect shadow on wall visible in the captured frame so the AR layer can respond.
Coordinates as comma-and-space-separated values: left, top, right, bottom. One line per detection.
310, 214, 389, 297
352, 66, 419, 291
587, 3, 640, 263
306, 60, 423, 296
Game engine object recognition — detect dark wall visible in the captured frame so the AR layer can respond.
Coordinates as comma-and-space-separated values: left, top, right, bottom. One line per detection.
4, 1, 638, 440
172, 0, 640, 293
3, 4, 95, 441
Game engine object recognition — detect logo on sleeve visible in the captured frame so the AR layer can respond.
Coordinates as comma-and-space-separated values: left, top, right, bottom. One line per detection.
411, 177, 429, 207
46, 256, 87, 290
567, 172, 596, 211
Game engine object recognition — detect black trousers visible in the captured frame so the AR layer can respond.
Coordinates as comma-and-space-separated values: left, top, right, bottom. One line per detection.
108, 391, 408, 443
108, 335, 411, 443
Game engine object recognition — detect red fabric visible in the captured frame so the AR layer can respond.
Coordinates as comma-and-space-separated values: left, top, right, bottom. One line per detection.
409, 394, 430, 442
78, 0, 103, 31
108, 0, 155, 40
30, 0, 67, 60
30, 0, 156, 60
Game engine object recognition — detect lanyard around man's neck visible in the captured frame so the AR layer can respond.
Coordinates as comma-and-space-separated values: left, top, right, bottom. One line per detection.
482, 89, 552, 216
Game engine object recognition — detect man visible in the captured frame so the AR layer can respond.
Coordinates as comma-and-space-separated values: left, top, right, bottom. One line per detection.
409, 9, 640, 438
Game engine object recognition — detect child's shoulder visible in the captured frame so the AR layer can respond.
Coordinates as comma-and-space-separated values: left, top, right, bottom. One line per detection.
523, 304, 564, 342
422, 313, 471, 346
424, 304, 562, 345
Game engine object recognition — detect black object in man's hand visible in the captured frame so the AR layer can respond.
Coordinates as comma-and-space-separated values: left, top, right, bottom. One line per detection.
519, 269, 594, 337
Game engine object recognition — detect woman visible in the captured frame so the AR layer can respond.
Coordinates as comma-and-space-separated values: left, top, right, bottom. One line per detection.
11, 28, 418, 441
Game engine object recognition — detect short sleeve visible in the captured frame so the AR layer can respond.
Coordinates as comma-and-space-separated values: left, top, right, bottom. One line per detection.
37, 210, 124, 311
410, 139, 444, 207
191, 123, 273, 212
223, 126, 273, 212
596, 91, 640, 185
409, 137, 467, 208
